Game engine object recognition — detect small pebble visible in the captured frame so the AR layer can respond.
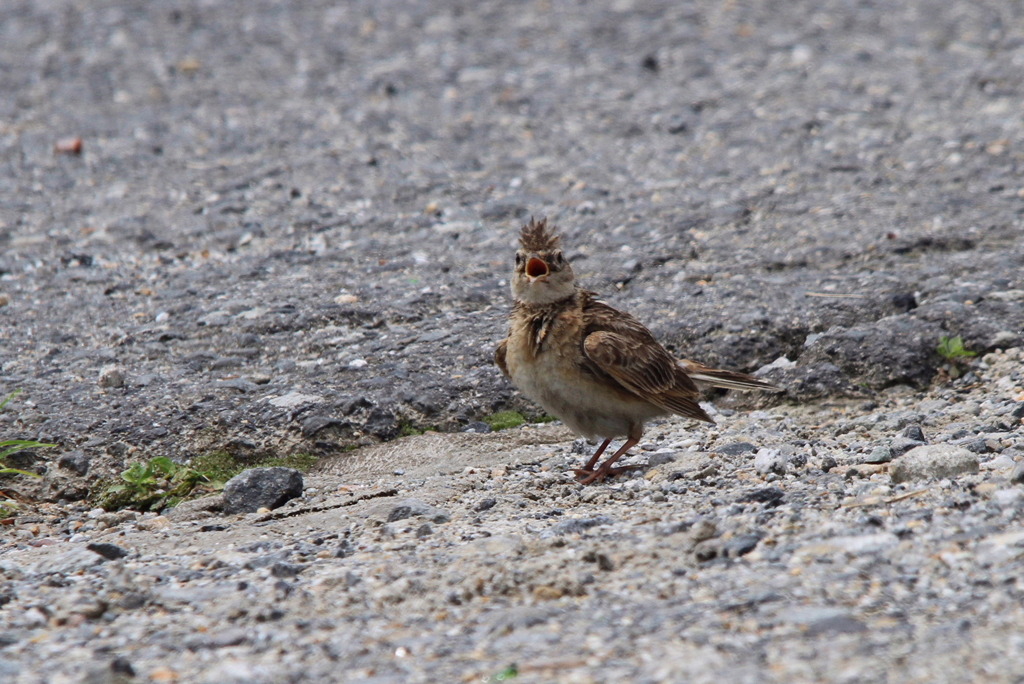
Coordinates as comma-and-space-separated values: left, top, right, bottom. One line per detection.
1010, 459, 1024, 485
98, 365, 126, 388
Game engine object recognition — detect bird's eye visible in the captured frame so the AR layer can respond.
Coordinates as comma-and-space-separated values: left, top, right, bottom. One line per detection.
515, 253, 523, 266
552, 251, 564, 265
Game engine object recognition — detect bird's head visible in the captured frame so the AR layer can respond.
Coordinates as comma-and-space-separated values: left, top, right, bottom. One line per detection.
511, 217, 576, 305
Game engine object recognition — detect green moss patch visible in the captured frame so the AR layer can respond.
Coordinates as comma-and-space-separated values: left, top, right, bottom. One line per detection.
483, 411, 527, 431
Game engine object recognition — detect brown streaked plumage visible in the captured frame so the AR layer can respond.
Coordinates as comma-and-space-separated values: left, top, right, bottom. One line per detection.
495, 217, 780, 484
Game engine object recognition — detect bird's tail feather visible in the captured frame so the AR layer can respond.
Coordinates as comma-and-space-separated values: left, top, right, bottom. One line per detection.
678, 360, 782, 392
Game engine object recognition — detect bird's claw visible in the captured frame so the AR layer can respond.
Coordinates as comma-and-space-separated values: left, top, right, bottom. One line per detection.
573, 464, 642, 485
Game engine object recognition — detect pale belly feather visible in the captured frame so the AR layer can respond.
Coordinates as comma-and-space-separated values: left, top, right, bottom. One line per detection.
505, 337, 666, 440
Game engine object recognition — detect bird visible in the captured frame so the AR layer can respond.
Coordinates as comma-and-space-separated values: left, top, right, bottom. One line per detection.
495, 217, 781, 485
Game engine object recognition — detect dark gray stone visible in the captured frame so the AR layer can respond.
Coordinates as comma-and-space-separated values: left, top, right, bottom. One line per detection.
550, 516, 614, 536
222, 467, 304, 515
365, 498, 451, 524
721, 534, 763, 559
217, 378, 258, 393
890, 437, 926, 457
901, 424, 926, 442
716, 442, 757, 456
270, 562, 305, 578
646, 452, 677, 468
300, 415, 347, 438
736, 487, 785, 508
110, 657, 135, 677
364, 406, 399, 439
801, 316, 944, 389
954, 437, 990, 454
57, 450, 91, 476
85, 543, 129, 560
767, 362, 866, 401
864, 446, 893, 464
474, 498, 498, 512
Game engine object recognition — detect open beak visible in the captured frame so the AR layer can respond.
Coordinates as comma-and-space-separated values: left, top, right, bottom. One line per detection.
525, 257, 549, 281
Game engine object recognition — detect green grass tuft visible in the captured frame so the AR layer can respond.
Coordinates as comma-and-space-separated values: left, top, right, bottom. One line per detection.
260, 452, 318, 471
490, 664, 519, 681
936, 335, 978, 380
1, 391, 56, 517
188, 451, 242, 483
96, 451, 319, 512
937, 335, 977, 361
95, 456, 219, 512
398, 421, 426, 437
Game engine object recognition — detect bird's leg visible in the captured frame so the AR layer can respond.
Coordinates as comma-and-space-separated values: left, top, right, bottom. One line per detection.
576, 424, 645, 485
572, 438, 612, 475
577, 437, 641, 485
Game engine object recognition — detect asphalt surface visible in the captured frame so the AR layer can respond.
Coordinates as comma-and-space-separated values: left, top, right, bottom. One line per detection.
3, 0, 1023, 482
0, 1, 1023, 681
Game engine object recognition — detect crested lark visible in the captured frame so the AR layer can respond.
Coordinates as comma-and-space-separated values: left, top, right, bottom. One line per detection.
495, 218, 780, 485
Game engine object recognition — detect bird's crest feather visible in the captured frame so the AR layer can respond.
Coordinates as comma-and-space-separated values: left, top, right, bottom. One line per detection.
519, 217, 561, 252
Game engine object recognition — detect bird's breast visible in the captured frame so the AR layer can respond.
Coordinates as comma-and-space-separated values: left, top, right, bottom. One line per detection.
503, 319, 665, 439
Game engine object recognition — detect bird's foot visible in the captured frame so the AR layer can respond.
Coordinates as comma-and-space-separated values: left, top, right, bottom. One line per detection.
573, 464, 642, 485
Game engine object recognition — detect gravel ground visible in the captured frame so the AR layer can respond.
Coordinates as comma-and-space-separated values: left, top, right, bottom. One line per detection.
3, 348, 1023, 683
1, 0, 1023, 682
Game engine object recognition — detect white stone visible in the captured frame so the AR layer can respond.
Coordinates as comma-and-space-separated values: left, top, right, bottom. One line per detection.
267, 391, 323, 409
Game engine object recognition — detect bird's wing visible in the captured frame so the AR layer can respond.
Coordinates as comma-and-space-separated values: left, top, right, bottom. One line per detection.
494, 338, 510, 379
583, 329, 677, 395
581, 299, 712, 423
